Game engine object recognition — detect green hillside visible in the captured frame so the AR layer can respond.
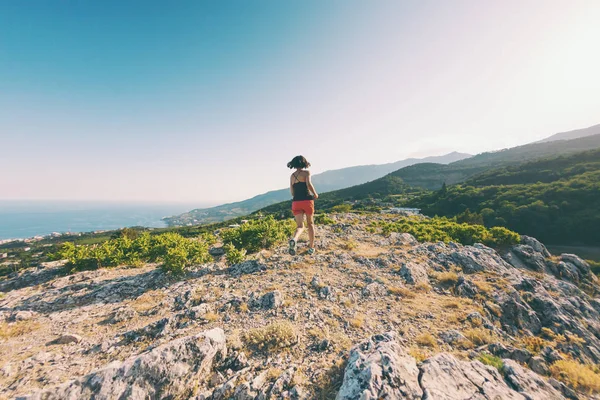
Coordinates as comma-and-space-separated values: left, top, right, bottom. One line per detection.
391, 133, 600, 190
408, 149, 600, 245
258, 135, 600, 246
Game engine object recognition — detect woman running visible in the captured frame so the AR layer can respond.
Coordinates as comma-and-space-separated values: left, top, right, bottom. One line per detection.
287, 155, 319, 255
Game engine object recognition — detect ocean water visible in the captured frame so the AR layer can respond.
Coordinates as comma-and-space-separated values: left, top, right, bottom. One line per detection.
0, 201, 206, 240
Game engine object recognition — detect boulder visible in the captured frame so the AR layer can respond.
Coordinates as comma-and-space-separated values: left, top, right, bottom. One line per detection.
361, 282, 387, 298
336, 332, 422, 400
502, 359, 563, 399
440, 330, 467, 345
398, 262, 429, 285
419, 354, 523, 399
229, 260, 267, 277
25, 328, 227, 400
53, 334, 83, 345
249, 290, 283, 310
521, 236, 551, 258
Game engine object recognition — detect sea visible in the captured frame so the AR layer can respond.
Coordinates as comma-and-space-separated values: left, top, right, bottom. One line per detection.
0, 200, 208, 240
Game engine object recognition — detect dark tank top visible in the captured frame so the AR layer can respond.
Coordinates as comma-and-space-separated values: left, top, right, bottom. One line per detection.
292, 173, 314, 201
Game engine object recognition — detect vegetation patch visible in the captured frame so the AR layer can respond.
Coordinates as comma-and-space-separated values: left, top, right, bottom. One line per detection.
388, 286, 416, 298
223, 243, 246, 265
434, 271, 459, 285
376, 216, 520, 247
550, 359, 600, 394
415, 333, 437, 348
463, 328, 494, 346
221, 216, 294, 253
55, 232, 213, 274
243, 321, 297, 352
0, 321, 41, 340
477, 353, 504, 372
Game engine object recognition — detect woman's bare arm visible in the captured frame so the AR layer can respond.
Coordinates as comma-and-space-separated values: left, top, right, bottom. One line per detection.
306, 172, 319, 199
290, 175, 295, 197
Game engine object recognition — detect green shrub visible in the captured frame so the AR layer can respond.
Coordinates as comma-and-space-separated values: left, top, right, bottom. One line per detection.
220, 216, 294, 253
314, 214, 335, 225
55, 232, 211, 274
478, 353, 504, 371
331, 204, 352, 213
224, 243, 247, 265
376, 216, 520, 247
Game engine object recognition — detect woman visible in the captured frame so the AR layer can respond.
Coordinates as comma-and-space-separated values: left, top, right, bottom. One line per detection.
287, 155, 319, 255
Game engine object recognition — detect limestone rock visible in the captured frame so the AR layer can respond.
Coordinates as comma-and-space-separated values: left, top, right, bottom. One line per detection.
502, 359, 563, 399
229, 260, 267, 277
336, 332, 422, 400
25, 328, 226, 400
361, 282, 387, 298
398, 262, 429, 285
419, 354, 523, 399
53, 334, 83, 345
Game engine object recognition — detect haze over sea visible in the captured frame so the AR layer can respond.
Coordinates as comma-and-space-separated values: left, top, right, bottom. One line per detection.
0, 201, 209, 240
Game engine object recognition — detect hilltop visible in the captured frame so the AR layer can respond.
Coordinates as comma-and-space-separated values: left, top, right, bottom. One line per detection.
1, 214, 600, 399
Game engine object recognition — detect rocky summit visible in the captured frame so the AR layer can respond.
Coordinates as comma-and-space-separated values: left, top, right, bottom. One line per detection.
1, 213, 600, 399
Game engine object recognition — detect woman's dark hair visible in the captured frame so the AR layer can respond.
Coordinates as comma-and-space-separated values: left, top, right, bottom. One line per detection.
287, 155, 311, 169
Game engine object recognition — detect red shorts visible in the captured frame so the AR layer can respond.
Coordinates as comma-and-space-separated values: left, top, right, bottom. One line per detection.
292, 200, 315, 216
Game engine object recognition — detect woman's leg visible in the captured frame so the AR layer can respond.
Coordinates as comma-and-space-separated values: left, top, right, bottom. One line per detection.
293, 212, 305, 242
306, 214, 315, 249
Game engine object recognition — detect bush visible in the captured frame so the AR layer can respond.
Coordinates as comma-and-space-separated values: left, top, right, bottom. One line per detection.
331, 204, 352, 213
478, 354, 504, 371
550, 360, 600, 393
463, 328, 494, 346
377, 216, 520, 247
314, 214, 335, 225
243, 321, 297, 352
224, 243, 246, 265
221, 216, 294, 253
55, 232, 212, 274
416, 333, 437, 348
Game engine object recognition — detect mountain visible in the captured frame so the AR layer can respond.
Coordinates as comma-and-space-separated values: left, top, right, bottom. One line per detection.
163, 152, 470, 226
258, 132, 600, 217
538, 123, 600, 143
409, 148, 600, 245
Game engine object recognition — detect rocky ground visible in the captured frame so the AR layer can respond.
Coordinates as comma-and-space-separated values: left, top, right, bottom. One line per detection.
1, 213, 600, 399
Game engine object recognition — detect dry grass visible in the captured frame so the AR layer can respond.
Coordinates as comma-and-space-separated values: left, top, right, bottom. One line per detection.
409, 347, 430, 363
130, 290, 166, 313
243, 321, 297, 352
435, 272, 459, 285
349, 314, 365, 329
341, 240, 357, 251
313, 359, 347, 400
550, 360, 600, 394
388, 286, 416, 299
463, 328, 494, 346
0, 321, 41, 340
473, 280, 494, 294
203, 312, 220, 322
521, 336, 547, 353
415, 333, 437, 348
238, 303, 249, 313
443, 300, 461, 309
415, 282, 432, 293
266, 367, 283, 382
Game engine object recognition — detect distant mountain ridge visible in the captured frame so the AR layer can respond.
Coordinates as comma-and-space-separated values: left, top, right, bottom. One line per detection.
538, 123, 600, 143
257, 130, 600, 217
163, 152, 470, 225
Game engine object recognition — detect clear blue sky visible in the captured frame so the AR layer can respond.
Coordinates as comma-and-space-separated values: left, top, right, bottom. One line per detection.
1, 1, 599, 203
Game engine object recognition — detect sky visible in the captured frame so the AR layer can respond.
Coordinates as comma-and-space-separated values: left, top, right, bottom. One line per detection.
1, 0, 599, 204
